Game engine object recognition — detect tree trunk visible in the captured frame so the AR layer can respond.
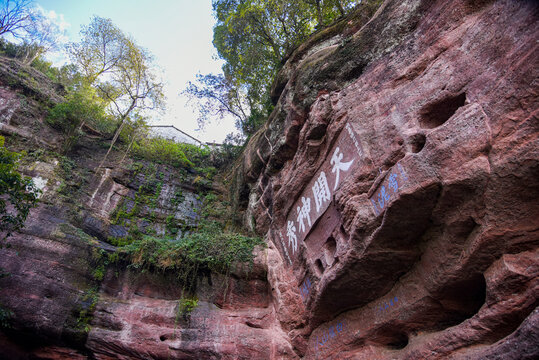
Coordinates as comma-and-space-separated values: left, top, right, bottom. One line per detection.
335, 0, 345, 16
97, 116, 126, 169
119, 130, 138, 166
315, 0, 323, 27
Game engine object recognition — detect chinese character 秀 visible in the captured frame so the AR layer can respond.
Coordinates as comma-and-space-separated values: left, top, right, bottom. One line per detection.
286, 220, 297, 254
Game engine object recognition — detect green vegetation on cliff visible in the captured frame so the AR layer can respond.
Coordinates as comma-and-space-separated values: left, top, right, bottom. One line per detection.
0, 136, 40, 241
185, 0, 382, 139
119, 219, 263, 291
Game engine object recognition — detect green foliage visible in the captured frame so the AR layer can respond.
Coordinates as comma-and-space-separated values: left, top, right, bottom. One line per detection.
47, 84, 113, 152
165, 215, 179, 235
0, 38, 22, 58
0, 39, 43, 66
130, 139, 220, 172
170, 189, 185, 207
0, 304, 13, 329
0, 136, 40, 241
178, 143, 212, 167
53, 155, 90, 207
187, 1, 374, 139
178, 297, 198, 319
118, 219, 263, 291
109, 163, 167, 244
76, 288, 99, 333
92, 264, 105, 281
131, 137, 193, 169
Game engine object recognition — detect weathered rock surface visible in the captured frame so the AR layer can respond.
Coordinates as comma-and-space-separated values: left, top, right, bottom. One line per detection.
236, 0, 539, 358
1, 0, 538, 359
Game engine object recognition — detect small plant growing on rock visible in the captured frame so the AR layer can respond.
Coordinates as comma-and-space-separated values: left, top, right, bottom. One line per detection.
178, 297, 198, 318
76, 288, 99, 333
0, 304, 13, 329
0, 136, 40, 242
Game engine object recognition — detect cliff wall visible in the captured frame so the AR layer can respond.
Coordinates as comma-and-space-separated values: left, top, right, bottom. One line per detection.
235, 0, 538, 358
0, 0, 538, 359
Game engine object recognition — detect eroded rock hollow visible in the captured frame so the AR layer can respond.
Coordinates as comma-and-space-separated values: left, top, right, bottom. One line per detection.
0, 0, 538, 359
235, 0, 538, 358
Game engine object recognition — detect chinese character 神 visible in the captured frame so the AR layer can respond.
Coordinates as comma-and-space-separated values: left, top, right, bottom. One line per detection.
312, 171, 331, 213
296, 196, 312, 233
286, 220, 297, 253
331, 147, 354, 190
377, 185, 391, 209
388, 173, 399, 193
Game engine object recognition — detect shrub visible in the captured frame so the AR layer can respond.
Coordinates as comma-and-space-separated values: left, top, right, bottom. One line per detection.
118, 220, 263, 291
0, 136, 40, 241
131, 137, 193, 169
46, 85, 113, 151
178, 297, 198, 318
178, 143, 211, 166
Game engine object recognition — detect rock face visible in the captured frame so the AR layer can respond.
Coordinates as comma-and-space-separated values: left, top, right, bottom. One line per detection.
236, 0, 539, 358
0, 0, 538, 359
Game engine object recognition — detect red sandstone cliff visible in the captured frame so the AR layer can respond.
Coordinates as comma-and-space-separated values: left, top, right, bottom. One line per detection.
0, 0, 538, 359
236, 0, 538, 358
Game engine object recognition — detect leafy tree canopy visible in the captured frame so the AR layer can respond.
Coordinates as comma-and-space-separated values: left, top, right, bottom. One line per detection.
185, 0, 360, 139
67, 16, 165, 168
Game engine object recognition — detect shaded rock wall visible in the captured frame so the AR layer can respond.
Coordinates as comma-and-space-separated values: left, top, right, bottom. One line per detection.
0, 58, 294, 359
236, 0, 539, 358
0, 0, 537, 359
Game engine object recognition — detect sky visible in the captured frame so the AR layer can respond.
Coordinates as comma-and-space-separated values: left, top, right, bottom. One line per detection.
34, 0, 237, 143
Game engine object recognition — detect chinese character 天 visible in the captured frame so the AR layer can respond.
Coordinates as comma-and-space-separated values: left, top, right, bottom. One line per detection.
330, 147, 354, 190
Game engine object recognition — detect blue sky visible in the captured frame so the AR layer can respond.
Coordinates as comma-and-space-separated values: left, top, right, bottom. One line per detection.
35, 0, 237, 143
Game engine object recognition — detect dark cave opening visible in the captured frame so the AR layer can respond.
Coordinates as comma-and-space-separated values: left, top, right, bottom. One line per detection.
419, 92, 466, 129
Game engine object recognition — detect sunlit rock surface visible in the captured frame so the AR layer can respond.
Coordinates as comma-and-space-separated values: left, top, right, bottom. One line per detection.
237, 0, 538, 358
1, 0, 538, 359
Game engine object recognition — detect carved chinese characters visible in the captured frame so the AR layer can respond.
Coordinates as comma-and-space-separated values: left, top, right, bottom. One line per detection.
281, 124, 363, 260
369, 163, 409, 216
314, 321, 347, 354
299, 277, 312, 303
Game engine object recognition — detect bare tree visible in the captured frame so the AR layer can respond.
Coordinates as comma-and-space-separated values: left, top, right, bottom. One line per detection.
68, 17, 164, 169
0, 0, 32, 38
17, 7, 64, 65
67, 16, 128, 85
96, 40, 164, 168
